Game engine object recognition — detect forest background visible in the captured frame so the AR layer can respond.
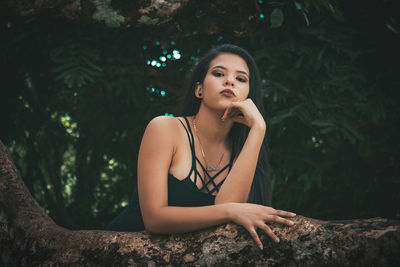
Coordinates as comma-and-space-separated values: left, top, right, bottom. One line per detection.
1, 0, 399, 230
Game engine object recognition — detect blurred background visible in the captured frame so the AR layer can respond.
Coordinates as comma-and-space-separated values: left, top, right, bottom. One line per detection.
1, 0, 399, 230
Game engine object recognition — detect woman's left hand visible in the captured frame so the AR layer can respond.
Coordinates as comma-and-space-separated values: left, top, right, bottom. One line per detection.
221, 99, 266, 130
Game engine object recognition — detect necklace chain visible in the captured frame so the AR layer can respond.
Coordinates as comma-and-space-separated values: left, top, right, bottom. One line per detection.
193, 116, 224, 172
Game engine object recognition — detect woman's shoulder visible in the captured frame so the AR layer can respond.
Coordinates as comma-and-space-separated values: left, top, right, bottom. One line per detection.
147, 115, 183, 127
145, 116, 186, 135
142, 116, 188, 153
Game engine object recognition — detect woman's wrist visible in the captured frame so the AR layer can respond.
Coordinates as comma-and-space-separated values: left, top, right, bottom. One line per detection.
222, 202, 237, 222
249, 122, 266, 137
249, 118, 266, 132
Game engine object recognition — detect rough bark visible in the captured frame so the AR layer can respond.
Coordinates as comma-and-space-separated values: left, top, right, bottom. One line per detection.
1, 140, 399, 266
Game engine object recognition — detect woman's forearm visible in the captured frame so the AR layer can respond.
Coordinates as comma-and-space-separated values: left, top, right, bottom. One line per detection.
144, 203, 232, 234
215, 125, 265, 204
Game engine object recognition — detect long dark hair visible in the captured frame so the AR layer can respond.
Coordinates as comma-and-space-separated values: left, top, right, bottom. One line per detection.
179, 44, 272, 206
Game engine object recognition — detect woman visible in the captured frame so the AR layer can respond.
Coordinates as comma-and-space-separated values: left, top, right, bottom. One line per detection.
107, 44, 296, 250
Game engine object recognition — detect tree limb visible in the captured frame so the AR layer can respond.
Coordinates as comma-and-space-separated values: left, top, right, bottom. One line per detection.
1, 140, 399, 266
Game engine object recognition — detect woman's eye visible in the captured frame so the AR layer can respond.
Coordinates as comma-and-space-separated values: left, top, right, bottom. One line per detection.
237, 77, 247, 82
212, 71, 223, 77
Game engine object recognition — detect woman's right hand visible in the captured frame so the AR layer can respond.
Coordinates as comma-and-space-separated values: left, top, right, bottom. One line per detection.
226, 203, 296, 249
221, 99, 266, 131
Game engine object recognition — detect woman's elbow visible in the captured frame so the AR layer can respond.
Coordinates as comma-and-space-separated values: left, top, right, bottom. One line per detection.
143, 221, 162, 234
143, 217, 159, 234
144, 225, 157, 235
142, 212, 167, 234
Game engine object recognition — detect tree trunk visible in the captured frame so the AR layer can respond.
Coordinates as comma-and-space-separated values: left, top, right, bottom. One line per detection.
1, 140, 399, 266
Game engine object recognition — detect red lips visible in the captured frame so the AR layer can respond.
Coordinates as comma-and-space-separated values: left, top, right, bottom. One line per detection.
220, 89, 235, 97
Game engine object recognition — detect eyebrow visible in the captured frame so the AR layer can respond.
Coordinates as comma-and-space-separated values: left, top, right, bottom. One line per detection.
211, 65, 249, 77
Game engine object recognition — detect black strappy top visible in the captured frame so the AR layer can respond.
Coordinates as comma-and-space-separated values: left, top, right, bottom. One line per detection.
106, 117, 233, 232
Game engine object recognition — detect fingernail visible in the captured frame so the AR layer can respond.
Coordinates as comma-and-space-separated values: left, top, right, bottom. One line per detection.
259, 244, 263, 250
289, 221, 295, 225
291, 213, 296, 216
221, 117, 225, 121
275, 238, 280, 243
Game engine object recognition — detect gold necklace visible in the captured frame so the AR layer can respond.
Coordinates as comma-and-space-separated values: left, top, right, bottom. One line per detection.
193, 116, 225, 172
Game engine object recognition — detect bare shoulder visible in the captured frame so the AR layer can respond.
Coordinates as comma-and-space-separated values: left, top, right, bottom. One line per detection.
145, 116, 182, 133
143, 116, 183, 144
139, 116, 187, 163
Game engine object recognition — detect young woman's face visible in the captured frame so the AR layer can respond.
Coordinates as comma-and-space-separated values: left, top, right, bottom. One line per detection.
197, 53, 250, 111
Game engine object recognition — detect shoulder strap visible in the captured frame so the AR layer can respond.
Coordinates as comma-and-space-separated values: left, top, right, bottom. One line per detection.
177, 118, 192, 146
180, 117, 196, 156
177, 117, 196, 180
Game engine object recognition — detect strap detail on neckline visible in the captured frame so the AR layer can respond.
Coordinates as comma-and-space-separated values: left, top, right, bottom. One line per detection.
177, 117, 233, 195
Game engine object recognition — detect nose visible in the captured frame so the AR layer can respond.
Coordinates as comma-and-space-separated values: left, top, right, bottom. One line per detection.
224, 76, 235, 87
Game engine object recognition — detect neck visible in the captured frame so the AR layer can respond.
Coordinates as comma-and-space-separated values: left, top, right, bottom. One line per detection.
192, 104, 233, 147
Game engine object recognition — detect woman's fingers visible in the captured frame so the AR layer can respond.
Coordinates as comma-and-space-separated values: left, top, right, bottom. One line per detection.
275, 209, 296, 218
226, 109, 242, 120
221, 98, 265, 129
260, 223, 280, 243
232, 204, 296, 250
221, 104, 232, 121
247, 226, 263, 250
265, 215, 295, 226
229, 111, 246, 124
221, 101, 242, 121
248, 223, 283, 250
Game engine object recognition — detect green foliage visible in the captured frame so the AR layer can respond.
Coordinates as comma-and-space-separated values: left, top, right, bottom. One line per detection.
50, 43, 103, 88
1, 0, 399, 229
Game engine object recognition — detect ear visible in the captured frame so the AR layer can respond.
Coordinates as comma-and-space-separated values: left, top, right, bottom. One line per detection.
195, 82, 203, 99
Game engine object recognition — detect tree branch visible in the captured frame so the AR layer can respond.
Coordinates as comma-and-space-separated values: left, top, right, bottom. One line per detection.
1, 140, 399, 266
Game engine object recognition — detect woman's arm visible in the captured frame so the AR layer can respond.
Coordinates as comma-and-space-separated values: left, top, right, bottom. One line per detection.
215, 99, 266, 204
137, 116, 294, 249
145, 202, 295, 250
144, 204, 230, 234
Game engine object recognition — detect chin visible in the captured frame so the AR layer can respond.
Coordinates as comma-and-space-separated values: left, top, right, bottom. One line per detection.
205, 98, 234, 112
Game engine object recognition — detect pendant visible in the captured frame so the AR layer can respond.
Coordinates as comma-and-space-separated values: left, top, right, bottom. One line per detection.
206, 165, 219, 171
